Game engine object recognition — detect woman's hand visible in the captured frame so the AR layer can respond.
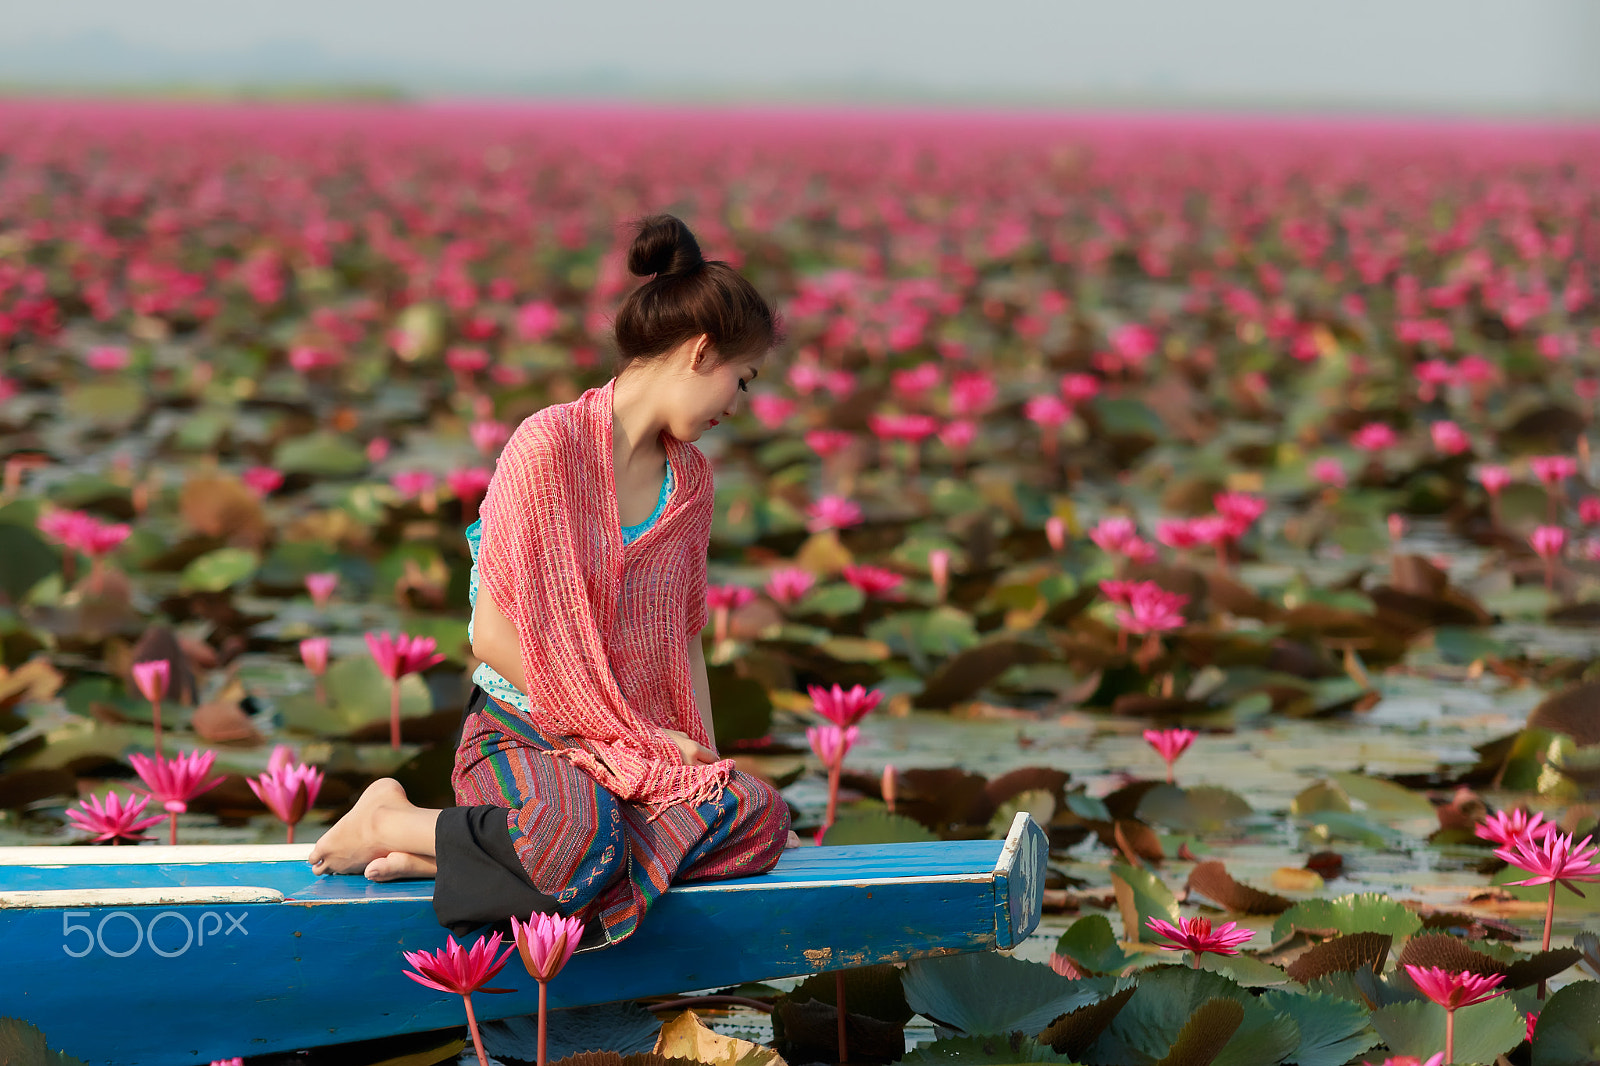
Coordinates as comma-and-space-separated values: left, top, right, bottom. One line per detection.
661, 728, 720, 765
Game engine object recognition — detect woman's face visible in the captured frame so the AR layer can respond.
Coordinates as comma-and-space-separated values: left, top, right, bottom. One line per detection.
666, 337, 765, 443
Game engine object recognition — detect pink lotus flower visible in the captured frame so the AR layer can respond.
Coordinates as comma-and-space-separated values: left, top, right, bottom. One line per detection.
470, 420, 511, 457
85, 345, 130, 372
764, 566, 816, 607
806, 495, 863, 533
304, 571, 339, 607
1089, 517, 1140, 555
248, 759, 324, 843
1213, 492, 1266, 532
366, 631, 446, 749
128, 750, 226, 845
288, 346, 340, 373
929, 548, 951, 602
1311, 458, 1347, 488
1115, 583, 1187, 635
1430, 421, 1471, 456
749, 393, 796, 429
1474, 808, 1555, 848
1156, 519, 1206, 551
842, 563, 905, 600
1144, 727, 1197, 784
1352, 423, 1399, 452
510, 910, 585, 983
241, 466, 285, 497
1530, 455, 1578, 487
949, 371, 998, 416
1496, 829, 1600, 897
1365, 1056, 1444, 1066
131, 659, 171, 755
446, 346, 491, 376
1145, 916, 1253, 964
365, 632, 445, 679
1099, 579, 1139, 606
808, 723, 859, 830
1404, 965, 1508, 1063
808, 683, 883, 728
804, 428, 854, 459
391, 470, 437, 502
510, 911, 588, 1066
448, 467, 493, 522
366, 438, 391, 463
403, 933, 517, 1066
1059, 373, 1102, 406
65, 790, 165, 844
1578, 497, 1600, 525
706, 583, 757, 642
1475, 465, 1513, 495
891, 363, 942, 401
514, 300, 560, 342
1530, 525, 1566, 591
937, 418, 977, 456
706, 584, 757, 612
1024, 394, 1070, 427
1045, 515, 1067, 552
1415, 358, 1456, 401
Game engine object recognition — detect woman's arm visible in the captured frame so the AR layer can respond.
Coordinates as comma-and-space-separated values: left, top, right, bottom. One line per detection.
687, 633, 717, 755
469, 584, 528, 696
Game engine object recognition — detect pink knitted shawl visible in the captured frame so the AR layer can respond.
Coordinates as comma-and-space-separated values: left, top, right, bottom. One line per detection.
475, 376, 730, 816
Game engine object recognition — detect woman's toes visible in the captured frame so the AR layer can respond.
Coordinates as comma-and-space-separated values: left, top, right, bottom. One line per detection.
365, 852, 437, 882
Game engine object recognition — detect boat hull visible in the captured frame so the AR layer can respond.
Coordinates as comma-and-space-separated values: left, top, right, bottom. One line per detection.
0, 813, 1045, 1065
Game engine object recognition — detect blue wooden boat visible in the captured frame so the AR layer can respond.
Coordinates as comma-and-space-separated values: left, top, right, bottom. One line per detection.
0, 812, 1046, 1066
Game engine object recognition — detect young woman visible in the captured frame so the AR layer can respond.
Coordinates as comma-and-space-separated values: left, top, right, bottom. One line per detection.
308, 214, 794, 945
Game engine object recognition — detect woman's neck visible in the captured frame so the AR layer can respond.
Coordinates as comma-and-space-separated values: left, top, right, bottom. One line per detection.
611, 370, 668, 472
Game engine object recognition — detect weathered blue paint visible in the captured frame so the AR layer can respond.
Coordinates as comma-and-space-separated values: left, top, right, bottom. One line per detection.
0, 814, 1043, 1066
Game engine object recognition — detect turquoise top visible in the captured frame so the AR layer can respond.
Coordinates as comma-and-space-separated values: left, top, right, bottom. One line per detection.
465, 462, 674, 709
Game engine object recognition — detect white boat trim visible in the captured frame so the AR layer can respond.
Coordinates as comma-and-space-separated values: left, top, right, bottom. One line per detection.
0, 886, 286, 908
672, 872, 992, 893
0, 844, 313, 867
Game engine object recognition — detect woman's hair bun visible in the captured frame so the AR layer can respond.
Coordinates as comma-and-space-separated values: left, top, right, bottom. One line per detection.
627, 214, 706, 279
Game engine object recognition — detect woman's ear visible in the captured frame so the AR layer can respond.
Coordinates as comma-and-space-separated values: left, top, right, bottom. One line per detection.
688, 333, 712, 372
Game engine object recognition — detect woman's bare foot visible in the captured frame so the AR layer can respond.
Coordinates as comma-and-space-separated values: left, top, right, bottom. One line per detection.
364, 851, 439, 881
308, 778, 412, 875
785, 830, 801, 849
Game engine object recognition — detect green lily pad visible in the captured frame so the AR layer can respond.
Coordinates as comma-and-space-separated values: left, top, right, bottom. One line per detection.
178, 548, 260, 593
1530, 979, 1600, 1066
1110, 862, 1180, 943
1136, 784, 1253, 833
820, 810, 937, 845
1258, 988, 1378, 1066
1054, 915, 1136, 976
902, 953, 1118, 1039
1271, 894, 1423, 942
903, 1034, 1075, 1063
274, 431, 368, 477
1370, 995, 1525, 1065
63, 380, 144, 428
0, 523, 58, 602
1327, 772, 1435, 819
1199, 952, 1296, 988
795, 583, 866, 618
1084, 964, 1300, 1066
276, 655, 433, 735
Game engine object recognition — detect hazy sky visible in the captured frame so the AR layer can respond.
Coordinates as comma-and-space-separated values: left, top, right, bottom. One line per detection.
3, 0, 1598, 111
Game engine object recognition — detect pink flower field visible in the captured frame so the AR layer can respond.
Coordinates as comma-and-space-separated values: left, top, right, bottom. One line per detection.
4, 99, 1600, 1063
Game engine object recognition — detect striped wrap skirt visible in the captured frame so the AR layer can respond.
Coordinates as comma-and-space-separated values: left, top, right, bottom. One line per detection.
450, 689, 791, 946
